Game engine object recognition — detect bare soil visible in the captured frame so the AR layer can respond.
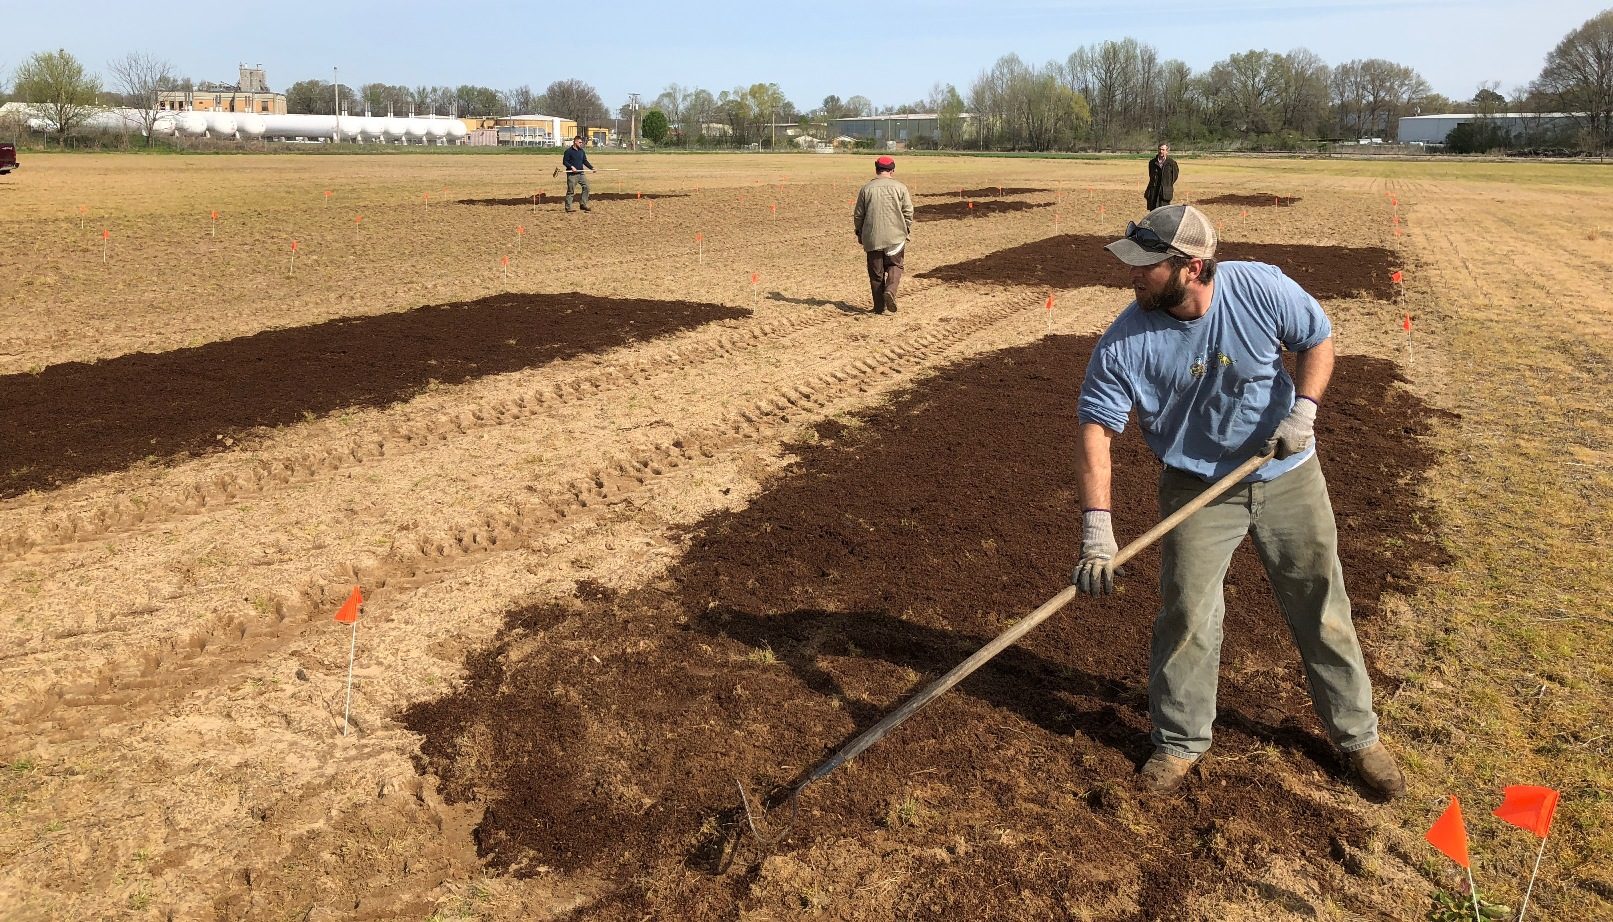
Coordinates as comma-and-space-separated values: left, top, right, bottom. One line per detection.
918, 187, 1051, 198
918, 234, 1400, 300
0, 294, 746, 497
458, 193, 690, 206
404, 335, 1451, 920
1198, 193, 1303, 207
916, 200, 1054, 222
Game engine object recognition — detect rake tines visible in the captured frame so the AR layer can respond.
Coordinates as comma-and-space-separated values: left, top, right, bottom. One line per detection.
732, 778, 802, 857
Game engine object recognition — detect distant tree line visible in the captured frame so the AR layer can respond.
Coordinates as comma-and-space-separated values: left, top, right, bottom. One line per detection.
3, 9, 1610, 153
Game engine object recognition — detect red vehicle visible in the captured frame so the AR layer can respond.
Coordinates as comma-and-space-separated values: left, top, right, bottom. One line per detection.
0, 143, 17, 175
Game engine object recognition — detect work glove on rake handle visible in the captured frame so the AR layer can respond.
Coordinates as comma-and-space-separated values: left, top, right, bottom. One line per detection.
1073, 509, 1121, 596
1267, 396, 1317, 460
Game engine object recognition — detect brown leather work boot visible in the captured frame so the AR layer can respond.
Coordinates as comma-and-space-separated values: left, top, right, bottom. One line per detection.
1138, 752, 1198, 792
883, 291, 898, 313
1348, 742, 1406, 800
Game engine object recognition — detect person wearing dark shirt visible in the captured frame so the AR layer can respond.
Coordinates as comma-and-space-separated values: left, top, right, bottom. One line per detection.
1145, 143, 1179, 211
562, 135, 595, 213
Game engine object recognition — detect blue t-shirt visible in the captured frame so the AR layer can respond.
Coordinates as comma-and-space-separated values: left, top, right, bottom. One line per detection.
1078, 261, 1332, 483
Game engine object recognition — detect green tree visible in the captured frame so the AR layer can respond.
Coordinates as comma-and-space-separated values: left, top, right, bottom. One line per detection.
285, 78, 358, 115
641, 108, 669, 143
361, 82, 413, 116
15, 48, 101, 144
1474, 84, 1506, 116
1445, 119, 1514, 153
454, 85, 504, 117
933, 83, 968, 148
1204, 50, 1282, 138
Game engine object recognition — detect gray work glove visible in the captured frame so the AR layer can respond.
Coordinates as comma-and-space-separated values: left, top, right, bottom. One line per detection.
1073, 510, 1120, 596
1268, 397, 1317, 460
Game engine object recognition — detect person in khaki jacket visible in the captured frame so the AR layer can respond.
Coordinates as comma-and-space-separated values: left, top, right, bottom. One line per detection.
853, 156, 914, 314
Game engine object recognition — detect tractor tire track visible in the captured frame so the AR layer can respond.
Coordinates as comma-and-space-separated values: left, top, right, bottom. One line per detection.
1, 293, 1035, 751
0, 308, 844, 562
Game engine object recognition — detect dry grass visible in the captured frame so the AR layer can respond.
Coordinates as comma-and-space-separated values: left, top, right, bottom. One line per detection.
1368, 167, 1613, 918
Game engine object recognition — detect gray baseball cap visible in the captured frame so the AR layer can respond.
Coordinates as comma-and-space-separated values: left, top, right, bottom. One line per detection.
1104, 204, 1218, 266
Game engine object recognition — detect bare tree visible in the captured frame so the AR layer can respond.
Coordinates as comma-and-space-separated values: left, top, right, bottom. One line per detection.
685, 88, 716, 142
503, 84, 540, 115
108, 52, 177, 146
1273, 49, 1331, 138
1205, 50, 1282, 137
1533, 8, 1613, 150
653, 83, 689, 141
1158, 60, 1194, 139
14, 48, 101, 145
543, 78, 606, 129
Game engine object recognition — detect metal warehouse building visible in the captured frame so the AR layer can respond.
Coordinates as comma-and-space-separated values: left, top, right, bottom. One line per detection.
1398, 113, 1580, 144
830, 113, 976, 147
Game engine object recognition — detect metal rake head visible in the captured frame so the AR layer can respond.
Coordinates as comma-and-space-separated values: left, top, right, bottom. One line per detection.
735, 778, 801, 851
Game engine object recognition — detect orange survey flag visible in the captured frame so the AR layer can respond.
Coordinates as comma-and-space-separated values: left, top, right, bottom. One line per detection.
1391, 270, 1404, 284
1426, 797, 1471, 868
1494, 786, 1559, 838
334, 586, 363, 624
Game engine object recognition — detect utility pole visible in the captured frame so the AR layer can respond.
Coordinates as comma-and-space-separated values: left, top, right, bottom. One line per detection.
628, 92, 641, 150
333, 66, 340, 143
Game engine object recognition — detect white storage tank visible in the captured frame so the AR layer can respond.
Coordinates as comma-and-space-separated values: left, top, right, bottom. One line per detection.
405, 118, 429, 141
359, 116, 387, 141
262, 114, 334, 140
426, 118, 449, 141
176, 112, 211, 137
235, 113, 266, 139
382, 117, 407, 141
336, 115, 364, 142
446, 120, 469, 141
204, 111, 238, 139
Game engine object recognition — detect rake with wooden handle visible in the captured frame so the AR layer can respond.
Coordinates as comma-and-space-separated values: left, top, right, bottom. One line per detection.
735, 448, 1275, 848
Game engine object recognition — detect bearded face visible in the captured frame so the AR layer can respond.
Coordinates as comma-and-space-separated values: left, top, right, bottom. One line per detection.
1136, 261, 1191, 314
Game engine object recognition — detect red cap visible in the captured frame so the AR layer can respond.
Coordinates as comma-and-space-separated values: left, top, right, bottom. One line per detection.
875, 156, 895, 170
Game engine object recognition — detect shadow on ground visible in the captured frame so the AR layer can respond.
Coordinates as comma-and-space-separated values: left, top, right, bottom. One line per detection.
404, 335, 1454, 919
765, 292, 868, 315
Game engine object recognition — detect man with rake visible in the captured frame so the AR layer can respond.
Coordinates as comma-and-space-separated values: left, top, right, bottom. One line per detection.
1072, 204, 1405, 800
562, 135, 596, 213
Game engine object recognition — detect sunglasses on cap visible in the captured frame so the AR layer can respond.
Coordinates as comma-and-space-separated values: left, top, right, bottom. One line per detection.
1125, 221, 1179, 254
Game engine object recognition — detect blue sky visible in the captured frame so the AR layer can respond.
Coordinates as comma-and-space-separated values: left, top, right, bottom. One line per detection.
3, 1, 1605, 112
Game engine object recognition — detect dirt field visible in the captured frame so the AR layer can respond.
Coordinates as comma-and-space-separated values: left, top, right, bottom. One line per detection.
1, 151, 1609, 921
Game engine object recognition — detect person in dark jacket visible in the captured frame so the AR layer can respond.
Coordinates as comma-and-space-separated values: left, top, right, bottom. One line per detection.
562, 136, 595, 213
1144, 143, 1179, 211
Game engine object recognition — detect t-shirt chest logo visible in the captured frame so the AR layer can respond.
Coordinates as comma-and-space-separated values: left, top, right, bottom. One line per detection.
1189, 350, 1235, 378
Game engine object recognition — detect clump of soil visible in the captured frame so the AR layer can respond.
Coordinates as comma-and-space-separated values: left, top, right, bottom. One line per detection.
918, 187, 1050, 199
918, 233, 1399, 300
404, 335, 1453, 919
1198, 193, 1302, 207
0, 294, 747, 498
458, 192, 689, 206
915, 200, 1054, 222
